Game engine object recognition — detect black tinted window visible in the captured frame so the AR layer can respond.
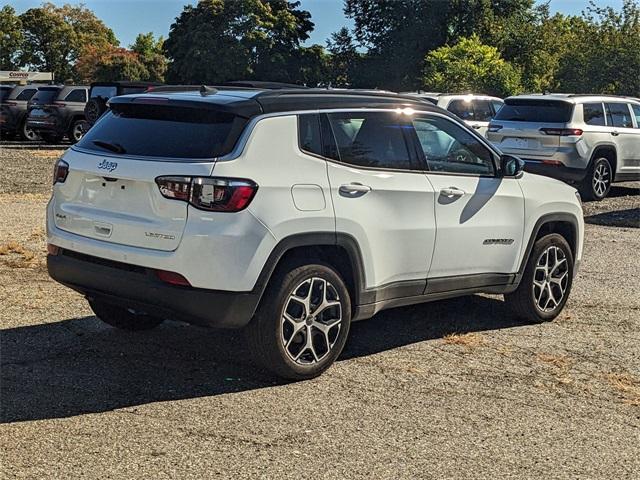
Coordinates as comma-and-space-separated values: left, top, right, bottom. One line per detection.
325, 112, 412, 170
495, 100, 573, 123
632, 104, 640, 128
65, 89, 87, 102
30, 89, 60, 104
0, 88, 11, 102
583, 103, 605, 126
90, 86, 117, 99
298, 114, 322, 156
606, 103, 633, 128
15, 89, 37, 101
473, 100, 495, 121
491, 100, 504, 115
447, 100, 474, 120
77, 104, 246, 159
412, 115, 495, 175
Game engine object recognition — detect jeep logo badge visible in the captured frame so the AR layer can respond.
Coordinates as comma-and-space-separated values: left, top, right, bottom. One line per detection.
97, 160, 118, 172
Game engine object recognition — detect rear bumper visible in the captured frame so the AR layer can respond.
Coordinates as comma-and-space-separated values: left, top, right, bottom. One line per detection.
47, 249, 259, 329
27, 116, 63, 134
522, 159, 587, 183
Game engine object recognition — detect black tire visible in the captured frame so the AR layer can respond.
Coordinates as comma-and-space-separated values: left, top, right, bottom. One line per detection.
40, 133, 64, 144
89, 299, 165, 331
20, 120, 40, 141
84, 98, 107, 125
245, 262, 351, 380
580, 156, 612, 201
505, 233, 574, 323
68, 119, 88, 144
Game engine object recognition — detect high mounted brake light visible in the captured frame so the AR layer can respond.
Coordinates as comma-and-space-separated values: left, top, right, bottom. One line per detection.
155, 176, 258, 212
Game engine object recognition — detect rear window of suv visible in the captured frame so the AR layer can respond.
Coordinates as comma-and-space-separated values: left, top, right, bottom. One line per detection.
30, 88, 61, 105
495, 99, 573, 123
76, 103, 247, 159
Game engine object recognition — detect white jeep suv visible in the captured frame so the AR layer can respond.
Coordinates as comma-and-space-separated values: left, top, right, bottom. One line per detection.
47, 87, 584, 379
487, 94, 640, 200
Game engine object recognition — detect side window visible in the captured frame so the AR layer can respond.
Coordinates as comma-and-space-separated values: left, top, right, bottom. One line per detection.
447, 99, 474, 120
298, 114, 322, 156
631, 104, 640, 128
65, 89, 87, 102
324, 112, 413, 170
491, 100, 504, 116
411, 115, 495, 176
583, 103, 605, 126
16, 89, 37, 101
605, 103, 633, 128
473, 100, 494, 122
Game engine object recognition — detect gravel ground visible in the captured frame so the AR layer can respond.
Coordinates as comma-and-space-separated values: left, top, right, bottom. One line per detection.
1, 149, 639, 479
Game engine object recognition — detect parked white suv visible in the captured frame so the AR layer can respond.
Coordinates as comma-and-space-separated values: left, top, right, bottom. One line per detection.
47, 88, 583, 379
404, 92, 504, 136
487, 94, 640, 200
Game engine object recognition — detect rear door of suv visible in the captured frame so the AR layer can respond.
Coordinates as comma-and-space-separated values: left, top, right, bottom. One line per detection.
603, 102, 640, 180
321, 110, 437, 294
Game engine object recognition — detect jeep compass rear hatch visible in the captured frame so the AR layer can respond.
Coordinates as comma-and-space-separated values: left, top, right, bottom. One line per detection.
489, 99, 575, 157
53, 96, 253, 251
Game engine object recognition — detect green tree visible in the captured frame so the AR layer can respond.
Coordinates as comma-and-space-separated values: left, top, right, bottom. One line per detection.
93, 48, 149, 82
344, 0, 532, 90
164, 0, 315, 84
19, 3, 117, 82
422, 35, 523, 96
326, 27, 359, 87
131, 33, 167, 82
0, 6, 24, 70
556, 0, 640, 96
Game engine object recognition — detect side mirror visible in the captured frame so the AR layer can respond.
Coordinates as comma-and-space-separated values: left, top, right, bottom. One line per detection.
501, 154, 525, 177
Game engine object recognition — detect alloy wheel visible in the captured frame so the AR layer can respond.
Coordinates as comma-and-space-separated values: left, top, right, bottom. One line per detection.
72, 122, 86, 142
532, 245, 569, 312
281, 277, 342, 365
592, 160, 611, 198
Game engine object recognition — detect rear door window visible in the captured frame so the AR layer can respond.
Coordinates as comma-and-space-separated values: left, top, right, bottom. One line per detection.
90, 86, 117, 99
605, 103, 634, 128
583, 103, 605, 126
495, 100, 573, 123
64, 89, 87, 102
76, 104, 247, 160
30, 88, 61, 104
323, 112, 414, 170
298, 114, 322, 156
15, 89, 37, 101
473, 100, 495, 122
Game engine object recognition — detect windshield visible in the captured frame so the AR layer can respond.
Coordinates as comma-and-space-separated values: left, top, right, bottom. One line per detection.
495, 99, 573, 123
76, 103, 247, 159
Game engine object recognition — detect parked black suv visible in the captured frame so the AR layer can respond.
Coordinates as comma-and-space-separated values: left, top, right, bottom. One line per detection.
26, 85, 89, 144
0, 85, 40, 140
84, 81, 162, 127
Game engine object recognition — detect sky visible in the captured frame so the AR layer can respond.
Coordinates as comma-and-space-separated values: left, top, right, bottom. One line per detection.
4, 0, 625, 49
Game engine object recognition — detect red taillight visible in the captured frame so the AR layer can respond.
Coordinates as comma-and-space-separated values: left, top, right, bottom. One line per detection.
155, 269, 191, 286
53, 159, 69, 184
53, 101, 66, 107
155, 176, 258, 212
47, 244, 60, 255
540, 128, 583, 136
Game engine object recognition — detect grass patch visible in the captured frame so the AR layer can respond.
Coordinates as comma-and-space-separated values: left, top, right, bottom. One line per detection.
443, 332, 486, 349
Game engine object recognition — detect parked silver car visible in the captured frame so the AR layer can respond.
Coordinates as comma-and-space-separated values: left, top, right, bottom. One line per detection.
405, 93, 504, 136
487, 94, 640, 200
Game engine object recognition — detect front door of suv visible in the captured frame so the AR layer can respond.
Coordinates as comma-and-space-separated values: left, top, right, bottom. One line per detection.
321, 111, 437, 296
408, 113, 525, 288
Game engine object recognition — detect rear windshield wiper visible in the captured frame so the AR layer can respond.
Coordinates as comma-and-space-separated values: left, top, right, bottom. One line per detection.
92, 140, 126, 154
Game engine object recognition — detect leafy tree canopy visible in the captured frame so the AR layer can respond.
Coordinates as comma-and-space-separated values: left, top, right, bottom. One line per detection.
0, 6, 24, 70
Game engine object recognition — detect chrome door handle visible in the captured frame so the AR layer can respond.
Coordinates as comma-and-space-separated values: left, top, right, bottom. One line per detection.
440, 187, 465, 198
339, 183, 372, 196
611, 130, 620, 136
471, 124, 482, 129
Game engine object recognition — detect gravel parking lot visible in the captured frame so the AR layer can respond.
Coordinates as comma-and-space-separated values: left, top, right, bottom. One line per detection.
1, 148, 639, 479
